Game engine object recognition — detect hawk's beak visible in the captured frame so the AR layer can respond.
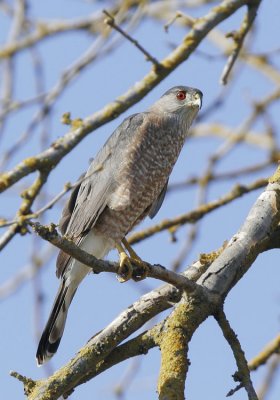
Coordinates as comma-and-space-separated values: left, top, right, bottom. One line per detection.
193, 92, 203, 109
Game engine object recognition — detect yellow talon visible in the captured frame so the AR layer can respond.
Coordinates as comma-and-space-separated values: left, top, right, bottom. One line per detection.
132, 260, 148, 281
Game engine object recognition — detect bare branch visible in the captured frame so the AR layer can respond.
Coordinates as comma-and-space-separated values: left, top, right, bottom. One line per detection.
169, 161, 273, 192
220, 1, 261, 84
215, 308, 257, 400
249, 334, 280, 372
257, 356, 280, 400
0, 11, 112, 59
29, 221, 201, 292
228, 334, 280, 396
103, 9, 161, 69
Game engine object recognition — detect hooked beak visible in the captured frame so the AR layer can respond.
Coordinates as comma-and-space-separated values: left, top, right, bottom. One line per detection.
192, 91, 203, 109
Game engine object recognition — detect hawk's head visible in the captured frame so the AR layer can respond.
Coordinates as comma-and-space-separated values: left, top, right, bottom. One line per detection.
150, 86, 203, 116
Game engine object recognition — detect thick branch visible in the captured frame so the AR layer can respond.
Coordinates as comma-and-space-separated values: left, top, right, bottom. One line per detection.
197, 174, 280, 296
157, 296, 214, 400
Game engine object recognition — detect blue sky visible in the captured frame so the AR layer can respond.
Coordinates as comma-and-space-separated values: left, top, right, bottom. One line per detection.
0, 1, 280, 399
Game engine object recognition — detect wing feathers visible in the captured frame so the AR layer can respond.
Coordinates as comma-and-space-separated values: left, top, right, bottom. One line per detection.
148, 180, 169, 219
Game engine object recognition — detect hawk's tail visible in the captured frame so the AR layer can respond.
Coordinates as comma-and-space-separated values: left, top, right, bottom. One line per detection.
36, 231, 112, 365
36, 277, 78, 365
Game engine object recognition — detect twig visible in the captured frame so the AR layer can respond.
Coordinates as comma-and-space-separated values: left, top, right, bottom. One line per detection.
215, 308, 258, 400
30, 45, 50, 151
0, 0, 27, 144
250, 334, 280, 371
113, 359, 141, 399
103, 9, 161, 69
228, 333, 280, 396
171, 224, 199, 271
0, 11, 113, 59
169, 161, 273, 192
0, 244, 54, 300
194, 123, 274, 149
0, 169, 112, 229
0, 6, 141, 169
0, 224, 19, 251
0, 170, 48, 250
257, 355, 280, 400
0, 93, 46, 120
220, 0, 261, 84
0, 34, 109, 170
171, 177, 209, 271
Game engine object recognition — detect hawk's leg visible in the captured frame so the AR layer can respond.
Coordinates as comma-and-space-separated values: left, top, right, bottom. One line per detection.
122, 238, 148, 281
116, 242, 133, 283
122, 238, 141, 261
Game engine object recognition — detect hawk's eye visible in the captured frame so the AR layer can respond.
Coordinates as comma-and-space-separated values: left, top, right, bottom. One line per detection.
176, 91, 186, 101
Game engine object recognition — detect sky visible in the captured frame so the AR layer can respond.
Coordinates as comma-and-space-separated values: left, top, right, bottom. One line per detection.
0, 0, 280, 399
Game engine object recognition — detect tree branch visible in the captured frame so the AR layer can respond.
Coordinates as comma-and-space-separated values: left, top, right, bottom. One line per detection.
249, 334, 280, 372
157, 298, 205, 399
103, 9, 161, 69
215, 308, 257, 400
29, 221, 203, 293
220, 0, 262, 84
228, 333, 280, 396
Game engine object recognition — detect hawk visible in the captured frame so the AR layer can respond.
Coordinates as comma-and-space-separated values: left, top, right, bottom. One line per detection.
36, 86, 202, 364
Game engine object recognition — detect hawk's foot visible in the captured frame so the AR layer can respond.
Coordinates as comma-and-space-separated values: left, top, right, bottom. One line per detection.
116, 241, 149, 282
130, 257, 148, 281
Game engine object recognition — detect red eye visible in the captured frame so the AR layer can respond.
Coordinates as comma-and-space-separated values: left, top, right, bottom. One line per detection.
176, 91, 186, 101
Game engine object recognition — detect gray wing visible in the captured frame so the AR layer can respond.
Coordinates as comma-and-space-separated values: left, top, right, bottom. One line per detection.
56, 174, 85, 278
60, 112, 145, 238
148, 179, 168, 219
59, 173, 85, 235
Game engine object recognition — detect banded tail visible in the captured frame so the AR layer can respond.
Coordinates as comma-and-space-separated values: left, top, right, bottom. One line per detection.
36, 277, 79, 365
36, 231, 112, 365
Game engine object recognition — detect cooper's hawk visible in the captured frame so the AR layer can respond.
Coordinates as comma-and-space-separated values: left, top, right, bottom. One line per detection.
36, 86, 202, 364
